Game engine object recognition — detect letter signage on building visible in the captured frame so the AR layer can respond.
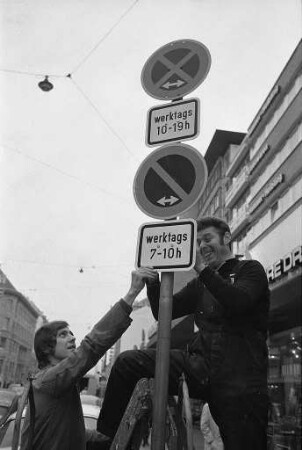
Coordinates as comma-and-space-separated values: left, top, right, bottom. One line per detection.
266, 245, 302, 282
249, 173, 284, 214
249, 144, 270, 174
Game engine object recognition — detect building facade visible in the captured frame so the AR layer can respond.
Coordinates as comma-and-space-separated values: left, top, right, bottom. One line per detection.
224, 39, 302, 448
0, 269, 45, 386
196, 129, 246, 220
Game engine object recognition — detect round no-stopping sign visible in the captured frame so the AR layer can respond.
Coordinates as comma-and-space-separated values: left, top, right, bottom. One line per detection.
133, 143, 208, 219
141, 39, 211, 100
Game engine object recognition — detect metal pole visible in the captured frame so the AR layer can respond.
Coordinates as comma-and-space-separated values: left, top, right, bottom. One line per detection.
151, 271, 174, 450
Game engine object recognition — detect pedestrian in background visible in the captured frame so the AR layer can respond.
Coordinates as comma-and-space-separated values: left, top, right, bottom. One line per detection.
200, 402, 224, 450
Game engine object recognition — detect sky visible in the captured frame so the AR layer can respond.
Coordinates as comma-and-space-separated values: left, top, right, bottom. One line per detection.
0, 0, 301, 341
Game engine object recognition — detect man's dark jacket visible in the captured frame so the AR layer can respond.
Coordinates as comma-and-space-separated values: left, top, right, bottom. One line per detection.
147, 258, 270, 397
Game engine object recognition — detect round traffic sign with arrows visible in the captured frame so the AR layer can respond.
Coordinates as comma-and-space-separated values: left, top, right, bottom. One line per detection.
141, 39, 211, 100
133, 143, 208, 219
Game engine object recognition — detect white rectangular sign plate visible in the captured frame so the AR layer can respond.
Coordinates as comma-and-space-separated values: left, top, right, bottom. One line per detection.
146, 98, 199, 147
135, 219, 196, 271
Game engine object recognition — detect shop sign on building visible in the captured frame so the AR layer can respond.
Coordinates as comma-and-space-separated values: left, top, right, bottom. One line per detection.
249, 144, 271, 174
266, 245, 302, 282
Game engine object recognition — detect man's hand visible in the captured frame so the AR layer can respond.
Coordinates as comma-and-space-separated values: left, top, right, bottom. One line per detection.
137, 267, 159, 285
123, 268, 159, 306
194, 245, 207, 274
130, 267, 158, 291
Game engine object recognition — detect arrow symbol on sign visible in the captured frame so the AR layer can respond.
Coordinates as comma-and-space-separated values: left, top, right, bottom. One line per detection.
157, 195, 179, 206
162, 79, 185, 90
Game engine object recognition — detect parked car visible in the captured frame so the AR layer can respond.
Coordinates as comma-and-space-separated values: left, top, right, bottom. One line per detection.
0, 410, 20, 450
0, 401, 101, 449
191, 398, 203, 425
81, 403, 101, 430
0, 391, 17, 421
80, 393, 102, 407
7, 386, 24, 397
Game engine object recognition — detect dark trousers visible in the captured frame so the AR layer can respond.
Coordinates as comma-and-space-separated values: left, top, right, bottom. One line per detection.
97, 348, 268, 450
209, 388, 268, 449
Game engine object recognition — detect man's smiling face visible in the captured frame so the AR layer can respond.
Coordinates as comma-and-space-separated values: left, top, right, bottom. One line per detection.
197, 226, 231, 270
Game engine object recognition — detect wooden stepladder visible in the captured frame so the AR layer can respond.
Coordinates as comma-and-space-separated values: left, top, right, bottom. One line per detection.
110, 375, 194, 450
110, 378, 153, 450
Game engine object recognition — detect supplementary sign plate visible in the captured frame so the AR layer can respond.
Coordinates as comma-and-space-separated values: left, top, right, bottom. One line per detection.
135, 219, 196, 271
146, 98, 199, 147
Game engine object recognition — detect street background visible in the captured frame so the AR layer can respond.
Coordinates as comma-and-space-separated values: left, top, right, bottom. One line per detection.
0, 0, 301, 341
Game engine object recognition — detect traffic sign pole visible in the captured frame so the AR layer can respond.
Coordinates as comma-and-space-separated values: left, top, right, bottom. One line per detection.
138, 38, 210, 449
151, 271, 174, 450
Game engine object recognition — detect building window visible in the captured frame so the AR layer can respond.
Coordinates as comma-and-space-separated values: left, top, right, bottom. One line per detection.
0, 298, 13, 314
0, 317, 9, 330
267, 328, 301, 448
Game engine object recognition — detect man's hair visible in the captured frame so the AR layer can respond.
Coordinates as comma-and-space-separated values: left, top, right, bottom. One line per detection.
34, 320, 69, 369
197, 216, 231, 247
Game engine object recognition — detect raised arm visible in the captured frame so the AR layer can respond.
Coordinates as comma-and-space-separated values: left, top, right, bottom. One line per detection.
198, 260, 269, 315
144, 269, 202, 320
37, 270, 149, 395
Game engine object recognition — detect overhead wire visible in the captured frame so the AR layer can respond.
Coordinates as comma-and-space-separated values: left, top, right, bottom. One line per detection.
70, 0, 140, 76
0, 142, 134, 205
0, 0, 142, 164
0, 0, 140, 79
70, 77, 140, 162
0, 257, 130, 270
0, 68, 66, 78
0, 2, 143, 278
0, 1, 144, 313
19, 282, 130, 292
1, 142, 141, 230
0, 258, 132, 293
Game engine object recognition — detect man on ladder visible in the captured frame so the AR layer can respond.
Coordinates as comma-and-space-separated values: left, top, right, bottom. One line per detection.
97, 216, 270, 450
